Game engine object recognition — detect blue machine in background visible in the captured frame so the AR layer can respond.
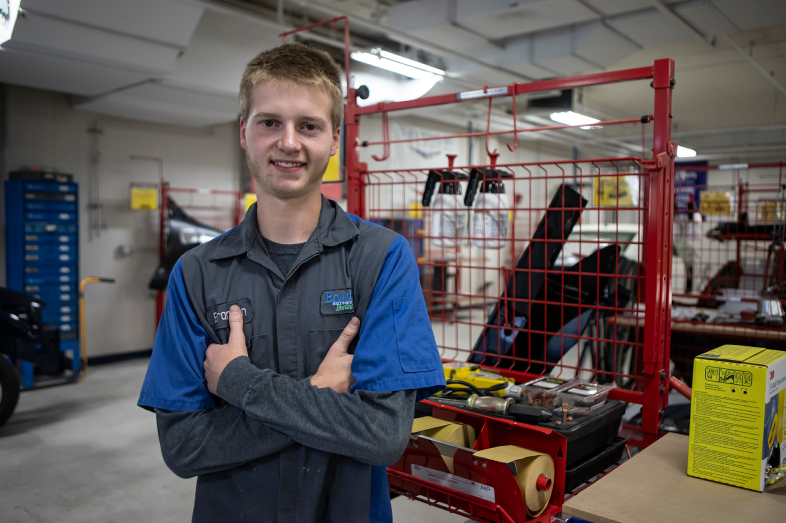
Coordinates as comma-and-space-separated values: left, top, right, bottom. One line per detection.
4, 172, 81, 389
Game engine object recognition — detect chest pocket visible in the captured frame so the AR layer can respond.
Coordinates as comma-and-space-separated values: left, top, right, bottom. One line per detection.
308, 329, 356, 375
246, 334, 273, 370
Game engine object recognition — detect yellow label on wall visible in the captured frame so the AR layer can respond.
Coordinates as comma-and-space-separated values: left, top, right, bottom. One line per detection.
323, 143, 341, 182
243, 193, 257, 212
130, 187, 158, 210
593, 176, 635, 207
700, 191, 733, 215
760, 201, 783, 221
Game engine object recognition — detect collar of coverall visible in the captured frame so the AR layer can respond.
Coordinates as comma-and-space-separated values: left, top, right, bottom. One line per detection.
208, 195, 360, 262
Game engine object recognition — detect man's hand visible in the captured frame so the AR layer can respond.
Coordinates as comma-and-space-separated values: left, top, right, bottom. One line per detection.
205, 305, 249, 394
310, 317, 360, 393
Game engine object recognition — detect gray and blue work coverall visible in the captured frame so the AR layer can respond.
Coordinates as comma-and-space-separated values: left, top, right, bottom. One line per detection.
138, 197, 446, 522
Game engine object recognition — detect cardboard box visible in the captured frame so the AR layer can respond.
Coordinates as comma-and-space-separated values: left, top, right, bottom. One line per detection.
688, 345, 786, 491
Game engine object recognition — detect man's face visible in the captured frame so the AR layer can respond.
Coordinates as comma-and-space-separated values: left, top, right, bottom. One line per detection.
240, 80, 339, 200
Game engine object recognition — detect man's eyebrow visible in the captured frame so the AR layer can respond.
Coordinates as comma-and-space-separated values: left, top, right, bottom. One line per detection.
254, 113, 327, 125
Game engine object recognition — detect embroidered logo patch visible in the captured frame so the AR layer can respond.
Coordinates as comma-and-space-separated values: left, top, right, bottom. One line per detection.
206, 298, 253, 329
321, 289, 355, 315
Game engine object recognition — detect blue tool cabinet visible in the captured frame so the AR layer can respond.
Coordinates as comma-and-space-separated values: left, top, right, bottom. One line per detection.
5, 177, 80, 388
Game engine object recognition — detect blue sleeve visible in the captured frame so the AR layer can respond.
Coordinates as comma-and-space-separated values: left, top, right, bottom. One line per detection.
137, 258, 215, 412
350, 235, 446, 401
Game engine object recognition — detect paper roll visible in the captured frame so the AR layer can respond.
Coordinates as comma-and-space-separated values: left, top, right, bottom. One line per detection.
473, 445, 555, 517
411, 417, 476, 472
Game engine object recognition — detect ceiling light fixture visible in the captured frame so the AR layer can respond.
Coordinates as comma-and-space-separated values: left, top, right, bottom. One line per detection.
0, 0, 22, 46
550, 111, 601, 129
351, 49, 445, 80
676, 146, 697, 158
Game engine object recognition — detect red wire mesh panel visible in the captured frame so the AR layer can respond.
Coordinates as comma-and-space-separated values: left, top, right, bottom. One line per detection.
365, 158, 651, 387
347, 59, 676, 450
671, 162, 786, 385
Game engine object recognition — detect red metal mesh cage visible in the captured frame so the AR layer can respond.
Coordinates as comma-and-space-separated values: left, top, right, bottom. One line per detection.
670, 162, 786, 384
346, 60, 677, 450
364, 158, 649, 384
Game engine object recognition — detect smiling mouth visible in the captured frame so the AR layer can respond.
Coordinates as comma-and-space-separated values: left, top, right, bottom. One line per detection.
271, 160, 306, 168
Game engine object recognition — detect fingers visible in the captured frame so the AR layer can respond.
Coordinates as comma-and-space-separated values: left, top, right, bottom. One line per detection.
228, 305, 245, 345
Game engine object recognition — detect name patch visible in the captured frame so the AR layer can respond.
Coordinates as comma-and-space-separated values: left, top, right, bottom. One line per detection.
206, 298, 254, 329
321, 289, 355, 315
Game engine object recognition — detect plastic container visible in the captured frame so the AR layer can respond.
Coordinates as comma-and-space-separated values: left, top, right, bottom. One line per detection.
422, 169, 469, 248
557, 381, 613, 412
518, 376, 578, 407
464, 168, 512, 250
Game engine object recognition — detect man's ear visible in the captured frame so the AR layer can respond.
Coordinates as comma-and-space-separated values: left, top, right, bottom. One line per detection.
330, 126, 340, 157
239, 117, 248, 150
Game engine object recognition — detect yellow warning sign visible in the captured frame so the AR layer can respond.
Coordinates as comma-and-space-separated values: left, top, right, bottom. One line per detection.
700, 191, 733, 215
323, 143, 341, 183
130, 186, 158, 210
760, 201, 783, 221
592, 176, 635, 207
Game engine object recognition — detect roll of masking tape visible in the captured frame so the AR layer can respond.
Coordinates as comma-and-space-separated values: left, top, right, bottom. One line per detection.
473, 445, 555, 517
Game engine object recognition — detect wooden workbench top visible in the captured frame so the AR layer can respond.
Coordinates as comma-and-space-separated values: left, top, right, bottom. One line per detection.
563, 433, 785, 523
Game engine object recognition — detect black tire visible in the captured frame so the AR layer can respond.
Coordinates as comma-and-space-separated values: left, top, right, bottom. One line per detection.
0, 356, 21, 429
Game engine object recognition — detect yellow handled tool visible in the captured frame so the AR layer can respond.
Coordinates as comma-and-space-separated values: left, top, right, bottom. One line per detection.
77, 277, 115, 382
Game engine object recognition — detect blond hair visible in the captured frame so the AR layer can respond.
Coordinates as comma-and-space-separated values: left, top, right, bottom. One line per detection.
239, 43, 344, 130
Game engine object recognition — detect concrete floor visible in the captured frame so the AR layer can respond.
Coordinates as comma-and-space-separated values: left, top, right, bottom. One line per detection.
0, 359, 468, 523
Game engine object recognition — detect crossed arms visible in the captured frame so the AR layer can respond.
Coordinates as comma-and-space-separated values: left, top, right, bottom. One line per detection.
156, 308, 415, 478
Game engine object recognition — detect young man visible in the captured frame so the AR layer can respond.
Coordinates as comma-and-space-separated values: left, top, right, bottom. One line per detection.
137, 43, 445, 522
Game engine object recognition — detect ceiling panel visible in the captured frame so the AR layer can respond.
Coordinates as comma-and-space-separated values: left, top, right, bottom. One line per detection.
73, 81, 239, 127
581, 0, 653, 17
672, 3, 738, 36
408, 25, 502, 57
0, 47, 149, 96
574, 22, 640, 69
386, 0, 452, 33
607, 10, 698, 47
6, 10, 180, 74
20, 0, 204, 47
709, 0, 786, 31
166, 9, 282, 96
457, 0, 598, 39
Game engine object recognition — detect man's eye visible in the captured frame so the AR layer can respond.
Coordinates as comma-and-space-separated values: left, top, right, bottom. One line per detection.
304, 123, 317, 131
262, 120, 275, 127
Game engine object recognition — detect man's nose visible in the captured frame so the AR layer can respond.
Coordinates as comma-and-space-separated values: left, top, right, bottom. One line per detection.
277, 123, 301, 154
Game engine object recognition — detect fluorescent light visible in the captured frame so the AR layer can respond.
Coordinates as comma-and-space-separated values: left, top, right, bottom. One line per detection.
351, 49, 445, 79
676, 146, 697, 158
550, 111, 601, 129
0, 0, 21, 46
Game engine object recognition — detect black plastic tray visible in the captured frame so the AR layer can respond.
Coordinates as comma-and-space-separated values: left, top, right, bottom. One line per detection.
565, 436, 627, 493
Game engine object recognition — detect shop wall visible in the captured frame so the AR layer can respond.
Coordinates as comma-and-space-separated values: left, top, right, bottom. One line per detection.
2, 85, 239, 356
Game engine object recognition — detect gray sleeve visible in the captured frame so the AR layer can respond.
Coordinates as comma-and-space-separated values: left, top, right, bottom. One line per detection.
216, 356, 417, 467
154, 404, 294, 479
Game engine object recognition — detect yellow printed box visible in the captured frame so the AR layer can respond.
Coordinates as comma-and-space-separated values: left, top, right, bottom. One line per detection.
688, 345, 786, 491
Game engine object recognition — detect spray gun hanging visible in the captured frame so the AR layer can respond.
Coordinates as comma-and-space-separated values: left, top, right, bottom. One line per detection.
422, 155, 469, 248
464, 166, 513, 249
